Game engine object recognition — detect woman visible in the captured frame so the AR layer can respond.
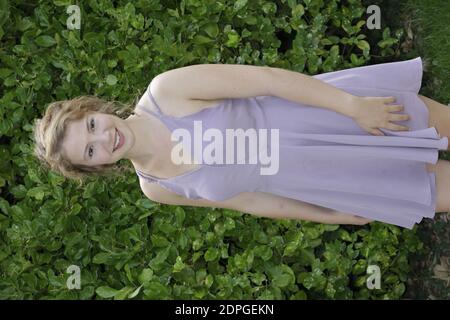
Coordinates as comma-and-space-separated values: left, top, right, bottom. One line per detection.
33, 57, 450, 229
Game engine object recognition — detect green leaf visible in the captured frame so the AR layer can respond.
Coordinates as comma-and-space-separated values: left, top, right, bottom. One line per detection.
224, 217, 235, 230
128, 285, 143, 299
177, 233, 188, 250
193, 35, 214, 45
138, 268, 154, 284
338, 229, 353, 242
26, 186, 47, 200
0, 68, 13, 78
124, 263, 133, 283
93, 252, 111, 264
173, 256, 186, 273
291, 290, 308, 300
136, 198, 156, 210
53, 0, 72, 5
149, 246, 171, 267
143, 281, 170, 299
205, 274, 214, 288
292, 4, 305, 17
268, 265, 295, 288
283, 241, 298, 257
393, 283, 406, 297
233, 0, 248, 11
204, 247, 219, 262
167, 8, 179, 18
96, 286, 118, 298
151, 234, 170, 247
203, 23, 219, 38
174, 207, 185, 225
35, 35, 56, 47
320, 38, 333, 46
114, 286, 134, 300
70, 203, 82, 215
357, 40, 370, 51
106, 74, 118, 86
192, 239, 203, 251
225, 33, 240, 48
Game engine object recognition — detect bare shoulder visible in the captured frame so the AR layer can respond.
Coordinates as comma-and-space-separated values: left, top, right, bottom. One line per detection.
138, 178, 180, 204
139, 79, 224, 118
153, 79, 225, 117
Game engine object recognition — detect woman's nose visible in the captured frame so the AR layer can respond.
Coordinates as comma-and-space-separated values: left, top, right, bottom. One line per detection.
93, 130, 112, 148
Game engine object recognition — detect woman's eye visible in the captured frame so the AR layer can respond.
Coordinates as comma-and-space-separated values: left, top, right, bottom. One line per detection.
88, 118, 94, 158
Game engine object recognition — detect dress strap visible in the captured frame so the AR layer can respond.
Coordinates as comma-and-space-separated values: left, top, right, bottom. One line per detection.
135, 85, 164, 118
136, 168, 160, 183
147, 85, 163, 115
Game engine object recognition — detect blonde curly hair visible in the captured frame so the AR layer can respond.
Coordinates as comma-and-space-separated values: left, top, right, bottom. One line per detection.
32, 95, 139, 186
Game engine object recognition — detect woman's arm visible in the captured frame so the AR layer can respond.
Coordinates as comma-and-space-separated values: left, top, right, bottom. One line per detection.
232, 192, 372, 225
140, 181, 372, 226
266, 66, 358, 117
150, 63, 359, 118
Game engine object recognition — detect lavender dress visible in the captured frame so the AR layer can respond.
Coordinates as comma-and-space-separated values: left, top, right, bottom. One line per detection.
135, 57, 448, 229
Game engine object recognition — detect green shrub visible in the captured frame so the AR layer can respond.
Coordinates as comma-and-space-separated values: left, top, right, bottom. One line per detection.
0, 0, 419, 299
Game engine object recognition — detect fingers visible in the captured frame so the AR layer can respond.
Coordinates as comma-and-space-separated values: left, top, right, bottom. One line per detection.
385, 104, 410, 131
386, 123, 409, 131
370, 129, 385, 136
388, 113, 410, 121
386, 104, 404, 112
384, 96, 397, 103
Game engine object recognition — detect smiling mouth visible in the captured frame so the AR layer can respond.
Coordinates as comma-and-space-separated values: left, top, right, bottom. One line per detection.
113, 128, 118, 152
113, 128, 123, 152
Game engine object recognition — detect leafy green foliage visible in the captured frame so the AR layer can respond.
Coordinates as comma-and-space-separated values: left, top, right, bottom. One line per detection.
0, 0, 418, 299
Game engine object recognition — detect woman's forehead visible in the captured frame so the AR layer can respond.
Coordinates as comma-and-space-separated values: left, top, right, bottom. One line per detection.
62, 118, 85, 159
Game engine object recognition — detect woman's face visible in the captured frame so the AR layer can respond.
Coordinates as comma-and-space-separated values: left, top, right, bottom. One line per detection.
61, 111, 133, 166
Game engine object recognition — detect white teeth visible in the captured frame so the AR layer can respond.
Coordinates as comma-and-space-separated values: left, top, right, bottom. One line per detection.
114, 130, 120, 150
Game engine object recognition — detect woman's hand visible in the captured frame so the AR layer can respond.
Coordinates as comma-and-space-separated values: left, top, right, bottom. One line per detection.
349, 96, 411, 136
329, 211, 374, 225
